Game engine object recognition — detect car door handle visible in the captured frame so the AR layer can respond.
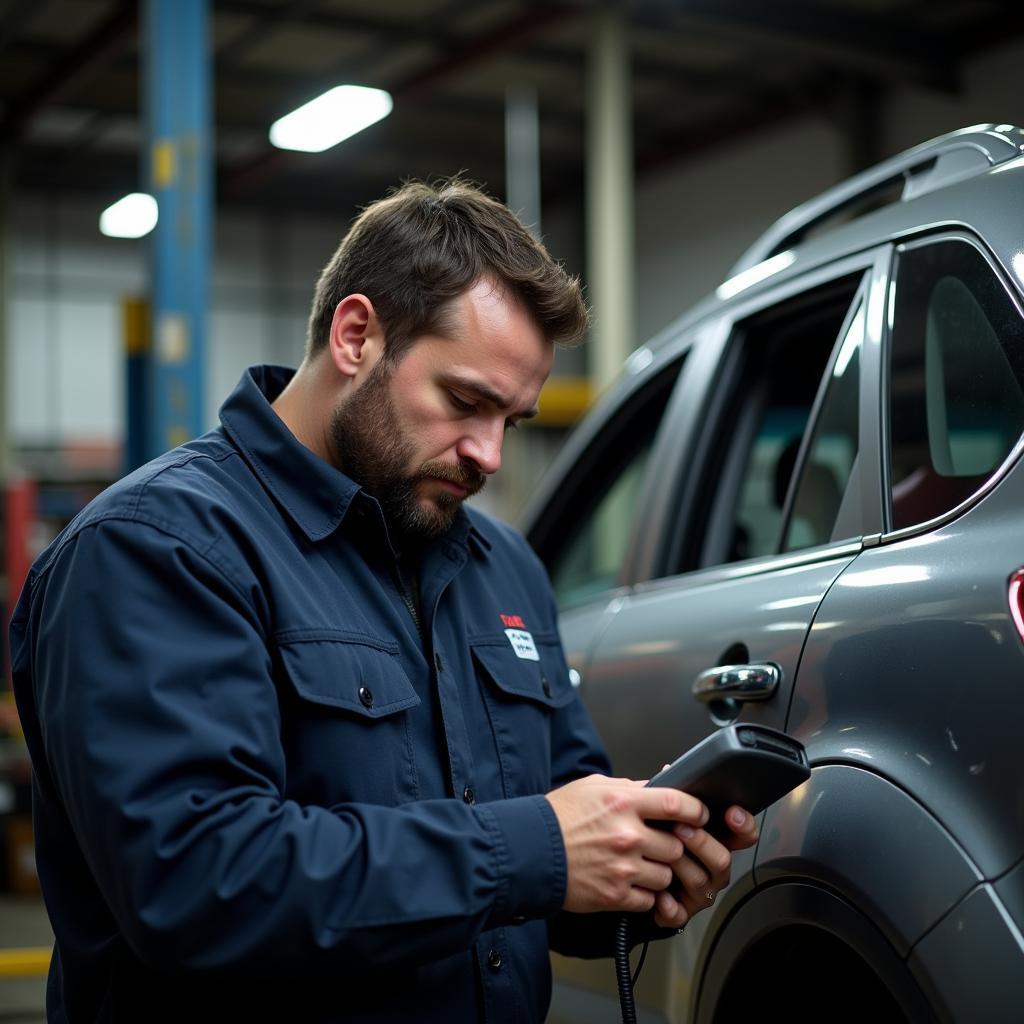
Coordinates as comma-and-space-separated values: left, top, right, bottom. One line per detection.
692, 662, 781, 703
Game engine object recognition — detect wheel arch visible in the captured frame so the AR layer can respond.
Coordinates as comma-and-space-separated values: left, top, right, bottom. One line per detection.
688, 762, 982, 1022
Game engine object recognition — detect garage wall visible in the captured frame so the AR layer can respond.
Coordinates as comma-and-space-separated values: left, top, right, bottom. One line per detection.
632, 116, 846, 343
7, 201, 347, 446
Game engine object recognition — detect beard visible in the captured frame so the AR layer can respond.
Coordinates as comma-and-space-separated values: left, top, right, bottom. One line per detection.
329, 358, 486, 543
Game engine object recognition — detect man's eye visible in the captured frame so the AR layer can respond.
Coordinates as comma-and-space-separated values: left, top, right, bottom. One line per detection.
447, 391, 476, 413
504, 419, 520, 433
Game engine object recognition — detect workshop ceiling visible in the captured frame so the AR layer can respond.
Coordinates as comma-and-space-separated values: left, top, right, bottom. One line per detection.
1, 0, 1021, 217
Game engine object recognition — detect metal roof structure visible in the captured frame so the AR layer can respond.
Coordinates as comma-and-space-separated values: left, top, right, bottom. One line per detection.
2, 0, 1021, 216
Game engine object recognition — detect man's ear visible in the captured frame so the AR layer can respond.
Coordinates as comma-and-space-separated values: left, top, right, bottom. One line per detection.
327, 294, 385, 381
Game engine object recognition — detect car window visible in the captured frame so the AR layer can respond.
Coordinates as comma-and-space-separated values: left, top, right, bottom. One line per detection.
686, 274, 864, 570
547, 361, 682, 608
888, 240, 1024, 531
782, 301, 863, 551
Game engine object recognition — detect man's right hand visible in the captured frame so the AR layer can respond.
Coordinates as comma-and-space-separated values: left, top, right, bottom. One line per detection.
545, 775, 708, 915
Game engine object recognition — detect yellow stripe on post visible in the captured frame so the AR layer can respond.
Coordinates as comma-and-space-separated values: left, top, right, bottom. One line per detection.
152, 139, 177, 188
534, 376, 592, 427
0, 691, 22, 737
0, 947, 51, 978
123, 297, 151, 357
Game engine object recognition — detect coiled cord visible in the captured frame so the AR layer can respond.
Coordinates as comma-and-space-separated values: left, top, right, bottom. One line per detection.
614, 914, 650, 1024
614, 913, 636, 1024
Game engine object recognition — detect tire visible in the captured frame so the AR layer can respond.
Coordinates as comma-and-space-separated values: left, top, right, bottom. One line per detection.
696, 883, 938, 1024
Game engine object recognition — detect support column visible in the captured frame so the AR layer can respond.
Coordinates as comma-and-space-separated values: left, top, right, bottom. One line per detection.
841, 76, 883, 174
505, 85, 542, 239
123, 296, 151, 473
586, 4, 634, 392
0, 145, 12, 482
141, 0, 212, 464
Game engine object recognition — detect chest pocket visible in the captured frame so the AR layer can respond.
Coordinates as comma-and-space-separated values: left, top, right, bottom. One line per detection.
276, 633, 421, 807
471, 634, 574, 798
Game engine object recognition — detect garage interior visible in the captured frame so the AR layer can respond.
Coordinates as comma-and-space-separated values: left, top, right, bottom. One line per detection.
1, 0, 1023, 1018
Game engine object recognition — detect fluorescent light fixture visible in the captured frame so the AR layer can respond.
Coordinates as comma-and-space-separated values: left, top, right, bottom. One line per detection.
99, 193, 158, 238
269, 85, 393, 153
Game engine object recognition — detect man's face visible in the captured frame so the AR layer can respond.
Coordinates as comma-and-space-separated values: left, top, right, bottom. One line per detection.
330, 278, 553, 543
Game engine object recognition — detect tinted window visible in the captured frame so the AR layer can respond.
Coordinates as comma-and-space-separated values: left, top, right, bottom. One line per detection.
888, 240, 1024, 530
687, 275, 863, 569
546, 362, 681, 608
783, 301, 863, 551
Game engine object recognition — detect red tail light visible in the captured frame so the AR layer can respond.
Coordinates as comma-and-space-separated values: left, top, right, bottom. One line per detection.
1009, 569, 1024, 642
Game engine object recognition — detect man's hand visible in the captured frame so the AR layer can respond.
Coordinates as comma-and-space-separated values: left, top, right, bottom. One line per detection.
650, 805, 760, 929
545, 774, 709, 915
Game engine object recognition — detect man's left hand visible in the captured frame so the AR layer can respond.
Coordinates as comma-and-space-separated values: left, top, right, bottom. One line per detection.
651, 805, 759, 930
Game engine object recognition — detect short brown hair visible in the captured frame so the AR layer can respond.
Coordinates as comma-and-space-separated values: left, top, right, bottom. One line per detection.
305, 177, 589, 361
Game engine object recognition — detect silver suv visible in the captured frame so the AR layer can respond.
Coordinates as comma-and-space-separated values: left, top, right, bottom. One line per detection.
523, 124, 1024, 1024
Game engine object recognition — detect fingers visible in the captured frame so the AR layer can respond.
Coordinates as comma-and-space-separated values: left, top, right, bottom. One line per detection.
659, 825, 734, 927
633, 859, 675, 894
632, 786, 709, 828
653, 888, 689, 929
722, 805, 760, 850
676, 826, 732, 890
675, 849, 716, 894
637, 822, 686, 864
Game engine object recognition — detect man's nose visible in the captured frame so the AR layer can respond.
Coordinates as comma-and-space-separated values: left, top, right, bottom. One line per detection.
456, 423, 503, 476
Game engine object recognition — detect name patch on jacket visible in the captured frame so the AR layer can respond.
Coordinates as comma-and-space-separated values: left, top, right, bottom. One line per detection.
504, 628, 539, 661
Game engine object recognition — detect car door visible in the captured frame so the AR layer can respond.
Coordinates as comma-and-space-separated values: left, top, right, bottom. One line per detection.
525, 334, 700, 684
578, 248, 889, 778
539, 246, 890, 1023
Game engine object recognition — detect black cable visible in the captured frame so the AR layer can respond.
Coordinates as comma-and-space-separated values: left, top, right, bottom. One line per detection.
615, 913, 661, 1023
631, 940, 650, 988
614, 913, 637, 1024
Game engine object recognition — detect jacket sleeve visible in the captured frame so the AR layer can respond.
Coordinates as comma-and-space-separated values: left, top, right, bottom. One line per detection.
23, 516, 566, 976
545, 701, 677, 957
538, 582, 679, 958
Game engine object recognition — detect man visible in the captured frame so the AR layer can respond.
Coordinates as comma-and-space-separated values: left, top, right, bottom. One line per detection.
11, 179, 756, 1023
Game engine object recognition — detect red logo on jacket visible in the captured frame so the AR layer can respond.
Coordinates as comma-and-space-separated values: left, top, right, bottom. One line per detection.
500, 614, 526, 628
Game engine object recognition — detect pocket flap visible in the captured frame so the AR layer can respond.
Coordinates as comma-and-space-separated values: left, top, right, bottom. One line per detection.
472, 639, 575, 709
278, 638, 420, 718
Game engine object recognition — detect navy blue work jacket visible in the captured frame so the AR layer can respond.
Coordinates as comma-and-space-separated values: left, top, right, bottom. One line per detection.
11, 366, 623, 1023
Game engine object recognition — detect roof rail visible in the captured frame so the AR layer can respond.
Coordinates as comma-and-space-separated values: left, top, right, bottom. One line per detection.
730, 123, 1024, 275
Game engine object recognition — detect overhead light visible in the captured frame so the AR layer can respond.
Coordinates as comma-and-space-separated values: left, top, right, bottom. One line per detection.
99, 193, 158, 238
269, 85, 393, 153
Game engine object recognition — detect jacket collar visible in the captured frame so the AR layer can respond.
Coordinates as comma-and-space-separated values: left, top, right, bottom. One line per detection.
219, 365, 493, 555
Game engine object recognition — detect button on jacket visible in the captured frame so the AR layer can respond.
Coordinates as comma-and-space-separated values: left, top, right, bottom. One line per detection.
11, 366, 619, 1023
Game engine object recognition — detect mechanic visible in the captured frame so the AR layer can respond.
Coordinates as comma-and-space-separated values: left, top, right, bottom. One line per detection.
11, 178, 757, 1023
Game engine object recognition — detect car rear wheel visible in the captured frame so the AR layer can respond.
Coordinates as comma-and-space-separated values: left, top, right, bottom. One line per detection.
697, 884, 938, 1024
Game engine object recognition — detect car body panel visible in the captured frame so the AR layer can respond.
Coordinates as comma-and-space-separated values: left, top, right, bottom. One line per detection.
909, 883, 1024, 1023
580, 555, 855, 782
753, 764, 982, 955
993, 854, 1024, 926
789, 462, 1024, 880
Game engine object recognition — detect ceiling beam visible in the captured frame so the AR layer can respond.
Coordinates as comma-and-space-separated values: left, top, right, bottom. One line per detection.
221, 2, 579, 199
0, 0, 41, 60
214, 0, 338, 66
0, 0, 138, 141
212, 1, 463, 55
637, 0, 959, 94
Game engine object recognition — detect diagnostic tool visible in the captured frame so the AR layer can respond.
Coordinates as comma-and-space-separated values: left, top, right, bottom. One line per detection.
646, 723, 810, 835
615, 724, 810, 1024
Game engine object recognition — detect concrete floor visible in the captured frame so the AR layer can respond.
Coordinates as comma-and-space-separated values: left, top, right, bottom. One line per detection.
0, 896, 51, 1022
